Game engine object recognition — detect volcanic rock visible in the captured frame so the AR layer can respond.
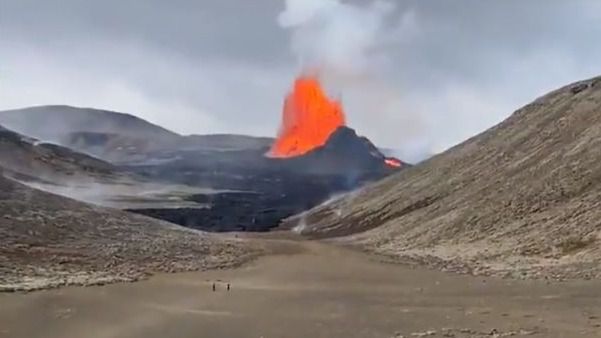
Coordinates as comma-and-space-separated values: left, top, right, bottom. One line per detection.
278, 126, 404, 179
288, 75, 601, 280
126, 125, 403, 232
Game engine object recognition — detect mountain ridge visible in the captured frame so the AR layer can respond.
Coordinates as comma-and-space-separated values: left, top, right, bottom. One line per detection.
0, 123, 118, 183
0, 105, 274, 162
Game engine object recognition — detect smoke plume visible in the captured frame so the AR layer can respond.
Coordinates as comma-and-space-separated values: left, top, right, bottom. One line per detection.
278, 0, 395, 78
277, 0, 431, 162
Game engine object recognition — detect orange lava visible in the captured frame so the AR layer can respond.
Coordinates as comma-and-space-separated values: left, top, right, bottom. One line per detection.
268, 75, 346, 158
384, 158, 402, 168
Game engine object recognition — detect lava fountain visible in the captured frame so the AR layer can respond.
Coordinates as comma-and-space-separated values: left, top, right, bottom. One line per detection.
268, 73, 403, 169
268, 75, 345, 158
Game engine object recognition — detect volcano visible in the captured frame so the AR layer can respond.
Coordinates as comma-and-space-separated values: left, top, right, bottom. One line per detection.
268, 74, 403, 169
125, 82, 406, 233
279, 126, 404, 179
0, 76, 405, 234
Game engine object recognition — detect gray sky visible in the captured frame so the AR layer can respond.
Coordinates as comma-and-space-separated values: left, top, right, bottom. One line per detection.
1, 0, 600, 161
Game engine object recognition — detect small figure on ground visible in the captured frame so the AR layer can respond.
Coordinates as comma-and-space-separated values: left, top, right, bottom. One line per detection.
227, 283, 230, 291
212, 283, 216, 292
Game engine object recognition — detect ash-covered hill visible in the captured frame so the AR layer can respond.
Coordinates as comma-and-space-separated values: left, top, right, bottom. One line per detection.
0, 105, 272, 162
0, 124, 215, 210
0, 123, 117, 183
289, 76, 601, 280
0, 105, 179, 144
0, 174, 256, 291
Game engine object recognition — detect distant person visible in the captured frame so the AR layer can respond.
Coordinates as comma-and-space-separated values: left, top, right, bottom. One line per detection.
212, 283, 216, 292
227, 283, 230, 291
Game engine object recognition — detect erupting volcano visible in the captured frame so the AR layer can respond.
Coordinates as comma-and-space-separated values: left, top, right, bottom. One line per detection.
268, 74, 403, 169
268, 75, 346, 158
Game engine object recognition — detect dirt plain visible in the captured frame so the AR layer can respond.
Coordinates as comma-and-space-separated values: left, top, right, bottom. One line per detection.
1, 237, 600, 338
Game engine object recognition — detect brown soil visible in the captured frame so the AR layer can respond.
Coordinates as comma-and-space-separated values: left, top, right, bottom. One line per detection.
1, 239, 600, 338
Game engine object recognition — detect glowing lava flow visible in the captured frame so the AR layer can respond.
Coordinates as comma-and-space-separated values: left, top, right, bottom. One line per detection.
384, 158, 402, 168
268, 75, 346, 158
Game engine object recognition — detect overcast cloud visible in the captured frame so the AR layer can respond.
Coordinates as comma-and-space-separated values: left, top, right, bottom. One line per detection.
1, 0, 600, 162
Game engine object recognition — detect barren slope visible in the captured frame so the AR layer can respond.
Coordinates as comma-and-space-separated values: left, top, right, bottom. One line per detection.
290, 76, 601, 279
0, 175, 257, 291
0, 105, 179, 143
0, 124, 118, 183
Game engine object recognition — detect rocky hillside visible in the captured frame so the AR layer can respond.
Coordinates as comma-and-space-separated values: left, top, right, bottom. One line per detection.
0, 174, 257, 291
0, 124, 117, 183
290, 76, 601, 280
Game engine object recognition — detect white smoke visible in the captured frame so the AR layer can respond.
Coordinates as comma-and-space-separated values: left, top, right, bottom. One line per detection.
292, 216, 307, 234
277, 0, 433, 161
278, 0, 396, 78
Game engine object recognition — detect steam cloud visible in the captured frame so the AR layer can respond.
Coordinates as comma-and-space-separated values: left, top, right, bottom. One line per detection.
277, 0, 430, 162
278, 0, 396, 78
